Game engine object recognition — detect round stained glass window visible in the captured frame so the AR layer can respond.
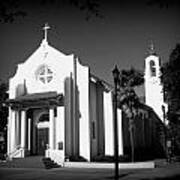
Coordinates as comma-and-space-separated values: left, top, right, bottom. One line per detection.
36, 65, 53, 84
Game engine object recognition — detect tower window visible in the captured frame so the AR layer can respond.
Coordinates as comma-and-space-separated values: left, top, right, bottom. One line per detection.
150, 60, 156, 77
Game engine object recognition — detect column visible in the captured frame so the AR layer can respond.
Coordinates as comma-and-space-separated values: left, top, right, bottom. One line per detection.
28, 118, 31, 151
7, 108, 11, 154
49, 108, 54, 149
9, 109, 16, 154
104, 92, 114, 156
15, 111, 20, 146
57, 107, 65, 152
118, 109, 123, 155
21, 110, 26, 149
7, 113, 10, 155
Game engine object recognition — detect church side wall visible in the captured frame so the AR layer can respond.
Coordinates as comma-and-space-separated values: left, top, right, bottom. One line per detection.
64, 75, 73, 157
76, 59, 90, 161
96, 83, 105, 156
89, 81, 98, 158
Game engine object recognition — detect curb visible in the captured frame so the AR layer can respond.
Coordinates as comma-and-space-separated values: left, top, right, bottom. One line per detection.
64, 161, 155, 169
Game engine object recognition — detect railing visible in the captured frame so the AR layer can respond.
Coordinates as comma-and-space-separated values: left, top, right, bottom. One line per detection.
7, 145, 24, 159
45, 149, 64, 166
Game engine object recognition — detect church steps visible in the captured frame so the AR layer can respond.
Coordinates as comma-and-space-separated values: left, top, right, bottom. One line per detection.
0, 156, 45, 168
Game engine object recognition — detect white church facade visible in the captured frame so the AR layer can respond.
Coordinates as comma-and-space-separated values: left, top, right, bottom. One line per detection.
6, 25, 167, 164
6, 25, 123, 164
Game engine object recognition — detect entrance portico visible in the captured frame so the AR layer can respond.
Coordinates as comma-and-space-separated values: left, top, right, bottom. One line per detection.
7, 92, 64, 159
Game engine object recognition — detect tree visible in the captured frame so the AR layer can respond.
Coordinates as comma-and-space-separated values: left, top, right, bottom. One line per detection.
0, 80, 8, 131
1, 0, 179, 23
161, 44, 180, 155
0, 0, 26, 23
147, 0, 180, 9
161, 44, 180, 113
116, 68, 144, 162
161, 44, 180, 102
0, 0, 102, 23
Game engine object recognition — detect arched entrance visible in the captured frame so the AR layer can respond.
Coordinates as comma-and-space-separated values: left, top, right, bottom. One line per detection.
37, 113, 49, 155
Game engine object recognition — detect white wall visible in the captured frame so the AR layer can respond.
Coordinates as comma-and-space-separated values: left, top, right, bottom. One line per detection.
76, 58, 90, 161
9, 41, 74, 99
104, 91, 114, 156
144, 55, 167, 121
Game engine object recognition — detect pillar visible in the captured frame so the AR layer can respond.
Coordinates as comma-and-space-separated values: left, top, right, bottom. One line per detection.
15, 111, 20, 146
7, 113, 10, 155
104, 92, 114, 156
21, 110, 26, 149
28, 118, 31, 151
56, 107, 65, 153
49, 108, 54, 149
8, 109, 16, 154
118, 109, 123, 155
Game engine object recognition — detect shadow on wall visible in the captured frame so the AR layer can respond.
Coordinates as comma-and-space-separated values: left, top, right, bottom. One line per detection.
15, 80, 28, 97
122, 104, 166, 161
64, 75, 80, 159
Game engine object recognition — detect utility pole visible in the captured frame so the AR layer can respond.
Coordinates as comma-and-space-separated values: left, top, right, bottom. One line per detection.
112, 65, 120, 180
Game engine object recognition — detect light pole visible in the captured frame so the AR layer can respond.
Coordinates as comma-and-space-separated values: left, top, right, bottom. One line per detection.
112, 65, 120, 180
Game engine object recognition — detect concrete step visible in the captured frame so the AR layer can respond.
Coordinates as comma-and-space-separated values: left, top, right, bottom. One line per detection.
42, 157, 61, 169
0, 156, 45, 168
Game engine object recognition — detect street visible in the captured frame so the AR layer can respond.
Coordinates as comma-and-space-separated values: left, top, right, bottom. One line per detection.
0, 163, 180, 180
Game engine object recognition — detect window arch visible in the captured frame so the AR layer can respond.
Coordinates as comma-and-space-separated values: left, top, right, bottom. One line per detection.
149, 60, 156, 77
38, 113, 49, 122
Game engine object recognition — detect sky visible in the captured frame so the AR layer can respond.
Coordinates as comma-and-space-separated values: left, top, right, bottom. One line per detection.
0, 0, 180, 96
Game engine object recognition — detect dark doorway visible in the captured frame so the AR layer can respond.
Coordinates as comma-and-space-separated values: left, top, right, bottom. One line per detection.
37, 128, 49, 155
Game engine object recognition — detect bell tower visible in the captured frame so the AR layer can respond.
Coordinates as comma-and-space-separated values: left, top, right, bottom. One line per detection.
144, 42, 167, 121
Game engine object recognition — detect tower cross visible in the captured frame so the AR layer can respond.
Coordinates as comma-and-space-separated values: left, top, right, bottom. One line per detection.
148, 40, 156, 55
150, 40, 154, 52
43, 23, 50, 42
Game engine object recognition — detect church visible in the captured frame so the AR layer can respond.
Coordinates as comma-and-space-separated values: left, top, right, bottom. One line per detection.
6, 24, 167, 165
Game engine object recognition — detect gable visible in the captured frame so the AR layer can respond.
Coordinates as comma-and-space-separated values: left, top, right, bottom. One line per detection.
9, 41, 75, 98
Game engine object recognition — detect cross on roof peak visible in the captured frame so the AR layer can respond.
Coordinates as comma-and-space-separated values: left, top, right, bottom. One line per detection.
43, 23, 50, 42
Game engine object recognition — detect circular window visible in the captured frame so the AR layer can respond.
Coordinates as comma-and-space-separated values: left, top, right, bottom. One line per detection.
36, 65, 53, 84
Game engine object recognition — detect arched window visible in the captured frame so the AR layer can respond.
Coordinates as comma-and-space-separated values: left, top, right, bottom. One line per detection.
39, 113, 49, 122
149, 60, 156, 77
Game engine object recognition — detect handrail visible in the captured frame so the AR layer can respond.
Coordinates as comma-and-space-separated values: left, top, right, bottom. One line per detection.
8, 144, 22, 157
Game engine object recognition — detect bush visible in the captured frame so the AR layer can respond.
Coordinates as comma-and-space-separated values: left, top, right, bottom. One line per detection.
0, 153, 6, 160
92, 155, 130, 163
67, 155, 87, 162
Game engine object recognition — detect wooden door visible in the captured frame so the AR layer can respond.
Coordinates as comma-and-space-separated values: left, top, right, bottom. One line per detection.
37, 128, 49, 155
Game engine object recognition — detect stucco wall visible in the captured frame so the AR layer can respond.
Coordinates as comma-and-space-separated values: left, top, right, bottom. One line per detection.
9, 42, 74, 99
76, 58, 90, 161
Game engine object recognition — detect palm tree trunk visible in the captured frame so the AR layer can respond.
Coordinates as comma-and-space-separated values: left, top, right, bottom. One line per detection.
129, 118, 135, 162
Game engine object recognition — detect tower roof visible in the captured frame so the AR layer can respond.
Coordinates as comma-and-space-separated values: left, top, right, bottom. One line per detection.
147, 40, 157, 56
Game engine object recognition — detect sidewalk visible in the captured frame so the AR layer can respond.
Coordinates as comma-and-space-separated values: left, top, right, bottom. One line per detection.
0, 160, 180, 180
64, 161, 155, 169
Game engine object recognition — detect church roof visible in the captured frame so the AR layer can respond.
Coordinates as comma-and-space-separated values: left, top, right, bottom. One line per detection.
7, 92, 64, 109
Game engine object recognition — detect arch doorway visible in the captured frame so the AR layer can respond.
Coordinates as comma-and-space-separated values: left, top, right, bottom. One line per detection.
37, 113, 49, 155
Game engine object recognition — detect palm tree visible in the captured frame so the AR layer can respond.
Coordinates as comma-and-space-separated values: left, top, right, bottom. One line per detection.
116, 68, 144, 162
0, 80, 8, 132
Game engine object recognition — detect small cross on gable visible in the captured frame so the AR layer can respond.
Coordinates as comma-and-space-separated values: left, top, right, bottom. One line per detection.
43, 23, 50, 42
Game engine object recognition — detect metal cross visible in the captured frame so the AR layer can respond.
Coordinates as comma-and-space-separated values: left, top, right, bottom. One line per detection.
43, 23, 50, 42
